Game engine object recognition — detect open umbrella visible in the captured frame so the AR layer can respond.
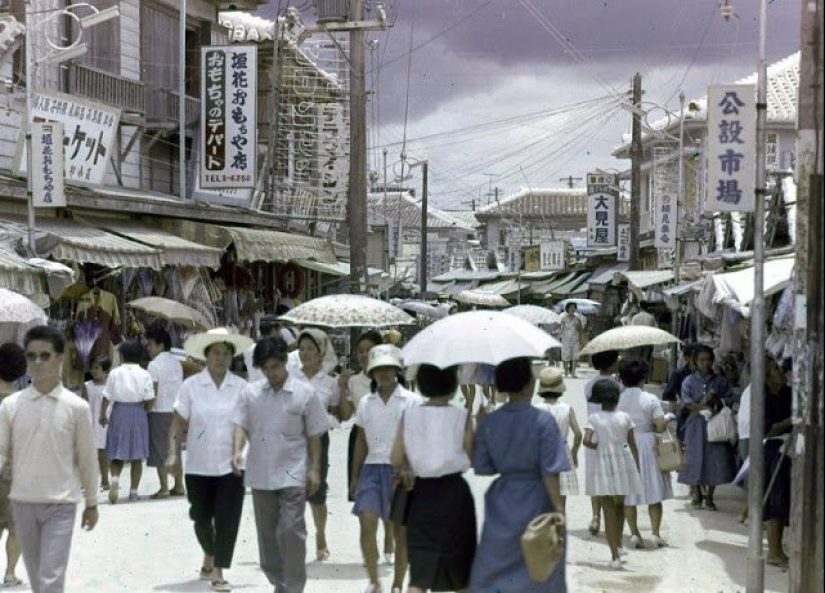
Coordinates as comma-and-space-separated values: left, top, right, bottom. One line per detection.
401, 310, 561, 369
127, 297, 211, 330
279, 294, 415, 328
397, 300, 453, 320
453, 290, 510, 308
554, 298, 601, 315
579, 325, 681, 356
504, 305, 561, 326
0, 288, 47, 324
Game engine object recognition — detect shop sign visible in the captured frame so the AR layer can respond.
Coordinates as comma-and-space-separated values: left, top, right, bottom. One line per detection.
587, 171, 618, 247
705, 84, 756, 212
657, 248, 674, 270
200, 45, 257, 189
31, 122, 65, 208
617, 223, 630, 262
15, 90, 121, 185
523, 244, 541, 272
653, 146, 678, 250
539, 240, 566, 270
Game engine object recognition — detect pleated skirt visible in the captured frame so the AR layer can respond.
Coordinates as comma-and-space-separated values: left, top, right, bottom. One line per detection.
105, 402, 149, 462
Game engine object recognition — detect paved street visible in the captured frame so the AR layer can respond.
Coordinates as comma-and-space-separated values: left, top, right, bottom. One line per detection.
7, 366, 788, 592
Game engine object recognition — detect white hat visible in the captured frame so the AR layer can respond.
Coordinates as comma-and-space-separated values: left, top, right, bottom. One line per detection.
366, 344, 404, 375
537, 366, 566, 395
183, 327, 254, 361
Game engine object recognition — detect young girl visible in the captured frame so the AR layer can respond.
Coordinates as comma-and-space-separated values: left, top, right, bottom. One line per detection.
584, 379, 642, 569
83, 356, 112, 492
535, 366, 582, 514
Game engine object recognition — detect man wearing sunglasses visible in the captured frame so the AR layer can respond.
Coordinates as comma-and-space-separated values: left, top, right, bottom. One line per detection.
0, 325, 100, 593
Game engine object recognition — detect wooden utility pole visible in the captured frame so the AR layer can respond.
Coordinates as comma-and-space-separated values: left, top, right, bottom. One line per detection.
790, 0, 824, 589
348, 0, 368, 294
559, 175, 582, 188
629, 73, 642, 270
420, 161, 429, 293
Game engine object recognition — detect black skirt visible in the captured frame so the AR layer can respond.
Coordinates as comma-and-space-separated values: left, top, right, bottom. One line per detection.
406, 473, 477, 592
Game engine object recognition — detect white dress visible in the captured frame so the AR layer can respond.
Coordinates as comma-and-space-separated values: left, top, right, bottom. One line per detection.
618, 387, 673, 505
535, 401, 579, 495
85, 380, 109, 449
583, 375, 621, 496
586, 410, 642, 496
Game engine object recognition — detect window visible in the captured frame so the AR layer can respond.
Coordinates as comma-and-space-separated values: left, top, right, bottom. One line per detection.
72, 0, 120, 74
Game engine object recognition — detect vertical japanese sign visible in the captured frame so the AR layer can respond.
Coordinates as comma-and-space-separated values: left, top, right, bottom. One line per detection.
705, 84, 756, 212
653, 146, 678, 250
587, 172, 618, 246
31, 122, 65, 207
617, 223, 630, 262
200, 45, 257, 189
14, 91, 121, 185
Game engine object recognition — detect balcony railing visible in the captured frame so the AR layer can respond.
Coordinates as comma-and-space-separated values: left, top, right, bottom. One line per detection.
68, 64, 145, 115
145, 89, 201, 130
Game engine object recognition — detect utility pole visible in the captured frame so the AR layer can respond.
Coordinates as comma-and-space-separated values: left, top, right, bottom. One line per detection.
420, 161, 429, 293
629, 73, 642, 270
790, 0, 824, 590
348, 0, 368, 294
559, 175, 582, 188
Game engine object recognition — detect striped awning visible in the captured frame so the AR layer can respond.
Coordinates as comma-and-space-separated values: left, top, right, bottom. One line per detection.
0, 247, 44, 298
548, 271, 592, 297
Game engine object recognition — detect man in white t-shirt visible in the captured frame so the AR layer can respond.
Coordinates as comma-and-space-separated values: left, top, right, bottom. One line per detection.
244, 315, 298, 383
146, 327, 184, 498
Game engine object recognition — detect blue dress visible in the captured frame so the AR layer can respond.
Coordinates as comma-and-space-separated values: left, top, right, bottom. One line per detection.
470, 402, 570, 592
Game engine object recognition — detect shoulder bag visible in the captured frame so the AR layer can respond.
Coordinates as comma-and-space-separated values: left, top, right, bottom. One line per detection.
521, 512, 566, 582
706, 406, 736, 443
655, 427, 686, 472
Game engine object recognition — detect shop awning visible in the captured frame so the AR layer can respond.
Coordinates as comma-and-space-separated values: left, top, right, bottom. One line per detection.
475, 278, 528, 297
548, 271, 592, 297
588, 262, 630, 286
697, 256, 795, 318
0, 247, 45, 299
431, 270, 502, 283
614, 270, 675, 290
293, 258, 386, 279
529, 271, 574, 296
78, 216, 224, 269
443, 282, 473, 296
0, 216, 163, 269
225, 226, 337, 263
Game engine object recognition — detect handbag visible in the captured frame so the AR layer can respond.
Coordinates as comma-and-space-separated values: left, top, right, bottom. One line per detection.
705, 406, 736, 443
521, 512, 565, 582
655, 428, 686, 472
389, 486, 413, 525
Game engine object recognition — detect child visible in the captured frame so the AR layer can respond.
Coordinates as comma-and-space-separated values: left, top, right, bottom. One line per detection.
535, 366, 582, 514
83, 356, 112, 492
584, 379, 642, 569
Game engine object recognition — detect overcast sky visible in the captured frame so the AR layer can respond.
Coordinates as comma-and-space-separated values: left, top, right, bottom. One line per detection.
260, 0, 801, 209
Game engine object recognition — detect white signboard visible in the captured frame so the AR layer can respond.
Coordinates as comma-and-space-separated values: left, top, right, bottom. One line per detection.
587, 193, 617, 247
657, 248, 674, 270
653, 146, 678, 249
539, 240, 566, 270
617, 223, 630, 262
15, 90, 121, 185
705, 84, 756, 212
31, 122, 65, 208
200, 45, 257, 189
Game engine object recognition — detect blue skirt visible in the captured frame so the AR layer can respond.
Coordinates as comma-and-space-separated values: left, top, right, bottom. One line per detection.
106, 402, 149, 462
677, 413, 736, 486
352, 464, 395, 520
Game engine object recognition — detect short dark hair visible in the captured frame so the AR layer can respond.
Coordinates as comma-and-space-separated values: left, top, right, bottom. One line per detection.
565, 302, 577, 313
204, 341, 237, 358
495, 357, 533, 393
24, 325, 65, 354
259, 315, 281, 336
591, 378, 621, 405
90, 355, 112, 373
682, 343, 698, 359
145, 326, 172, 351
695, 344, 715, 361
357, 329, 383, 349
618, 358, 648, 387
591, 350, 619, 371
253, 336, 289, 368
416, 364, 458, 398
119, 339, 147, 364
0, 343, 26, 383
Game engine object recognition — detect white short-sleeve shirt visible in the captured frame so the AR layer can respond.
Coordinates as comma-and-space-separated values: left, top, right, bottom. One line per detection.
347, 372, 373, 409
403, 405, 470, 478
104, 364, 155, 404
355, 385, 419, 465
174, 369, 248, 476
147, 351, 183, 413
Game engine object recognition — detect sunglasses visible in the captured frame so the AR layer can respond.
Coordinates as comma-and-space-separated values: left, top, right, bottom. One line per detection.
26, 351, 55, 362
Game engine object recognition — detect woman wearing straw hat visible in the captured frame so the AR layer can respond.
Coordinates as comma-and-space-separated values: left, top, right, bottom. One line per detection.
351, 345, 419, 593
535, 366, 583, 514
166, 328, 253, 593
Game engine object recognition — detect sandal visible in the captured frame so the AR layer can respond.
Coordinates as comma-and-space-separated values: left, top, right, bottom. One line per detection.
170, 488, 186, 496
211, 579, 232, 592
588, 516, 600, 535
150, 490, 170, 499
3, 575, 23, 586
316, 548, 330, 561
199, 567, 214, 581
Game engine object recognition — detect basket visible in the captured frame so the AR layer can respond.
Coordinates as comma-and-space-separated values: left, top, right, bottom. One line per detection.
521, 512, 565, 582
655, 428, 686, 472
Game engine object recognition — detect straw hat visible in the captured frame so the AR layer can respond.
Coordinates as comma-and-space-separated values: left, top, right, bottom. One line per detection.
384, 329, 403, 346
183, 327, 254, 361
537, 366, 566, 395
366, 344, 404, 375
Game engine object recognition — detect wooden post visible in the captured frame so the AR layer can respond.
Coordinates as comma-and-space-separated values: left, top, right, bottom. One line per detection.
629, 73, 642, 270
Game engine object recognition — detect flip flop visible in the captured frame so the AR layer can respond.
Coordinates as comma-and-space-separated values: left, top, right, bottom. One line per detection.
150, 491, 170, 499
170, 489, 186, 496
211, 579, 232, 592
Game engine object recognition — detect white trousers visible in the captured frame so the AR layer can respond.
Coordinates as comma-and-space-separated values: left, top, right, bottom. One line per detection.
11, 502, 77, 593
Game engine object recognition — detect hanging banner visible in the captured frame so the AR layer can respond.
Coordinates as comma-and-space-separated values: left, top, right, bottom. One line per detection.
14, 90, 121, 185
587, 171, 618, 247
653, 146, 678, 249
200, 45, 257, 189
31, 122, 65, 208
705, 84, 756, 212
617, 223, 630, 262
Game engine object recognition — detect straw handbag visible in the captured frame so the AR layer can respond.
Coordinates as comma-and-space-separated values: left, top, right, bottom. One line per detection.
521, 512, 565, 582
655, 428, 686, 472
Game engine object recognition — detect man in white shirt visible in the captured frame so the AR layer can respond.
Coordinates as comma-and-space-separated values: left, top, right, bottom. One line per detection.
233, 336, 327, 593
243, 315, 298, 384
146, 327, 185, 498
0, 325, 99, 593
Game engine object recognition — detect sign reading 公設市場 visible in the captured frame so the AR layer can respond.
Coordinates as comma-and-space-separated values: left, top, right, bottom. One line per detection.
705, 84, 756, 212
200, 45, 257, 190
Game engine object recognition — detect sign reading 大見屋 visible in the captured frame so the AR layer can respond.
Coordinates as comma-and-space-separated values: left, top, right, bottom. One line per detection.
200, 45, 257, 189
14, 90, 121, 185
31, 122, 65, 208
653, 146, 677, 251
705, 84, 756, 212
587, 172, 618, 247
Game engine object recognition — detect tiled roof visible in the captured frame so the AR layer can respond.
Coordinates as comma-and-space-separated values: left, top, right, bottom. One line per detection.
366, 192, 474, 230
477, 187, 587, 216
441, 209, 483, 229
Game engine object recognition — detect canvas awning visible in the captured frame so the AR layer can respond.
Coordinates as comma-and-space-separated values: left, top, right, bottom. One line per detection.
548, 271, 592, 297
696, 257, 795, 318
529, 271, 575, 296
293, 258, 386, 279
220, 226, 337, 263
0, 247, 45, 299
588, 262, 630, 286
475, 278, 528, 298
614, 270, 675, 290
78, 216, 224, 269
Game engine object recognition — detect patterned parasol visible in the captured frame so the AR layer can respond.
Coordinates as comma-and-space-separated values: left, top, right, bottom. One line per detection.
579, 325, 681, 356
452, 290, 510, 308
504, 305, 562, 326
279, 294, 415, 328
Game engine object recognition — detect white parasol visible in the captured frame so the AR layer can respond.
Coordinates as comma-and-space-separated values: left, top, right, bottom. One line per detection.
401, 310, 561, 369
127, 297, 211, 330
504, 305, 561, 326
579, 325, 681, 356
0, 288, 47, 325
453, 290, 510, 308
279, 294, 415, 328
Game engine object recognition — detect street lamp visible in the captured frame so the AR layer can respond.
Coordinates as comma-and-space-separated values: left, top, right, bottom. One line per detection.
24, 1, 119, 254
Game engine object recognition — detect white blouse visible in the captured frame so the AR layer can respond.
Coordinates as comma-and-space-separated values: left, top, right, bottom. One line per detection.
403, 405, 470, 478
356, 386, 419, 465
104, 364, 155, 404
293, 367, 340, 429
347, 372, 373, 409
